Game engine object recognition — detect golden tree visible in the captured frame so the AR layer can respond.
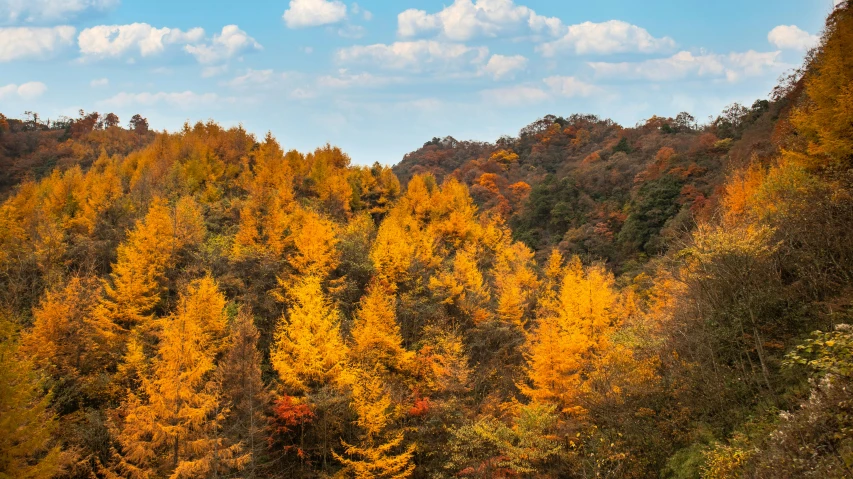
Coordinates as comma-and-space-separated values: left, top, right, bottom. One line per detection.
22, 276, 102, 383
93, 198, 177, 334
110, 276, 246, 478
350, 282, 410, 373
334, 368, 415, 479
523, 257, 618, 415
271, 275, 347, 394
0, 318, 63, 479
288, 208, 340, 277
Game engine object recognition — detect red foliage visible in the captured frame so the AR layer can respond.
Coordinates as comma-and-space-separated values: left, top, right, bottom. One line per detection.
272, 395, 315, 435
408, 395, 432, 417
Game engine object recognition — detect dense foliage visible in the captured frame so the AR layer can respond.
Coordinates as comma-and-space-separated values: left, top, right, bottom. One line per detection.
1, 3, 853, 478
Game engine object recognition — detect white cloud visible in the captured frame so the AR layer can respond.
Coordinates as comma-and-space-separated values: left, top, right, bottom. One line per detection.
223, 69, 301, 90
227, 69, 276, 87
543, 76, 599, 97
0, 26, 75, 61
184, 25, 261, 64
538, 20, 675, 56
283, 0, 347, 28
98, 90, 228, 109
351, 3, 372, 21
0, 81, 47, 100
588, 50, 783, 83
337, 40, 489, 71
482, 54, 527, 79
398, 0, 563, 41
768, 25, 819, 51
0, 0, 117, 25
201, 65, 229, 78
317, 69, 397, 88
90, 77, 109, 87
337, 24, 365, 39
481, 84, 549, 106
78, 23, 204, 58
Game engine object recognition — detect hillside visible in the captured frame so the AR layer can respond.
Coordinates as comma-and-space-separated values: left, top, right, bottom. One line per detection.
1, 3, 852, 479
394, 93, 796, 270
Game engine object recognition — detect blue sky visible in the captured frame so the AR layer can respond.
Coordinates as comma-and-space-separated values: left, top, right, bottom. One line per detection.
0, 0, 839, 165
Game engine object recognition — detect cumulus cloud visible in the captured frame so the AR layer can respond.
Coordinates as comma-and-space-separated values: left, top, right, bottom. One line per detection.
78, 23, 204, 58
482, 54, 527, 79
398, 0, 563, 41
543, 75, 600, 97
0, 81, 47, 100
224, 69, 295, 88
283, 0, 347, 28
768, 25, 819, 51
337, 40, 489, 72
0, 0, 117, 25
184, 25, 261, 64
538, 20, 675, 56
588, 50, 783, 83
481, 75, 599, 106
317, 70, 396, 88
98, 90, 229, 109
0, 26, 75, 61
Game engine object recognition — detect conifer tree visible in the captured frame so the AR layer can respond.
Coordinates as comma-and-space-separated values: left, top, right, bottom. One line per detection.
110, 276, 247, 478
334, 368, 415, 479
350, 282, 409, 373
219, 309, 270, 477
0, 318, 63, 479
22, 276, 101, 384
523, 257, 618, 415
271, 275, 347, 394
89, 198, 178, 360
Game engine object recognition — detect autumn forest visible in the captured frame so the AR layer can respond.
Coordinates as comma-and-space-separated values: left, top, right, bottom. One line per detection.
2, 3, 853, 479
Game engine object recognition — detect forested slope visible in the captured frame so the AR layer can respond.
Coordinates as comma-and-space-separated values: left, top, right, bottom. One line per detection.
395, 87, 796, 271
1, 2, 853, 479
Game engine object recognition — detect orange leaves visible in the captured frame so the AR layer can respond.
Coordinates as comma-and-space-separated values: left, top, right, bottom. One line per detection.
477, 173, 501, 194
655, 146, 676, 164
272, 395, 315, 434
22, 276, 102, 380
407, 395, 432, 417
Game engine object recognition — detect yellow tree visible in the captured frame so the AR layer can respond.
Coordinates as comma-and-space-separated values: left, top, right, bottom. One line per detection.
429, 246, 491, 324
271, 274, 347, 394
523, 257, 618, 416
22, 276, 102, 384
334, 369, 415, 479
270, 274, 349, 469
370, 212, 417, 288
350, 282, 410, 373
791, 1, 853, 163
92, 198, 177, 335
110, 276, 246, 478
288, 208, 340, 277
493, 240, 538, 328
233, 135, 295, 259
0, 318, 63, 479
